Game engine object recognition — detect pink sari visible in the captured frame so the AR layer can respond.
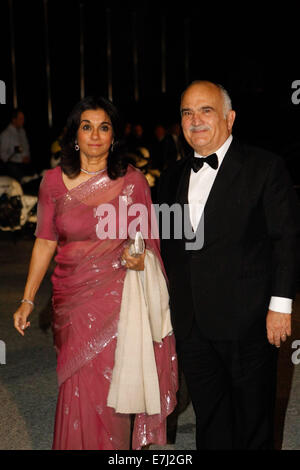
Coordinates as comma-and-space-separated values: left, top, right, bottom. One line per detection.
35, 165, 178, 450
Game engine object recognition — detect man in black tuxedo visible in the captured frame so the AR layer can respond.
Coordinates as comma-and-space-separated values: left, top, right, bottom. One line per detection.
158, 81, 299, 449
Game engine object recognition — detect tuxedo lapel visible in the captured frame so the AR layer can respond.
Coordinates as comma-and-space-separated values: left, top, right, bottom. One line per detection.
204, 140, 244, 218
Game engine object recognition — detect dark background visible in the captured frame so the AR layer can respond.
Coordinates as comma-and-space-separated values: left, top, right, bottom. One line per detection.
1, 0, 300, 175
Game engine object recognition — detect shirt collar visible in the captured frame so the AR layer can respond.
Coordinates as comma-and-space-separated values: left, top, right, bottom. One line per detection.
194, 134, 233, 165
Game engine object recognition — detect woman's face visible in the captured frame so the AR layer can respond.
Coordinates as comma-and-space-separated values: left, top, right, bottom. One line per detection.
77, 108, 114, 163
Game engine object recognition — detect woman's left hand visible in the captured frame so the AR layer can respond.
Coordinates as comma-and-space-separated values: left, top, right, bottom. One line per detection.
121, 246, 145, 271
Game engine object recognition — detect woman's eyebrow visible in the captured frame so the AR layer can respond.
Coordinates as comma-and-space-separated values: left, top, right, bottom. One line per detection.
79, 120, 112, 125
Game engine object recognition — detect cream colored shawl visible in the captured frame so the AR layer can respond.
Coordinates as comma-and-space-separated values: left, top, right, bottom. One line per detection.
107, 249, 172, 415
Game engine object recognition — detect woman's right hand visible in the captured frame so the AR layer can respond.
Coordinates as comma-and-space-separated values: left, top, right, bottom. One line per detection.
12, 237, 57, 337
13, 303, 32, 336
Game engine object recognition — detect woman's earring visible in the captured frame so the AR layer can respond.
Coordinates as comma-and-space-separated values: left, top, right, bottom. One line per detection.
111, 141, 116, 152
75, 141, 80, 151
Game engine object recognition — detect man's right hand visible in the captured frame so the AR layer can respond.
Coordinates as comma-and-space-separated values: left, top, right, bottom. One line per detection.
266, 310, 291, 348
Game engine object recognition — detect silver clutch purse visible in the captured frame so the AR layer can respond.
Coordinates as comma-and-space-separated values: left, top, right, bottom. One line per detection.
128, 231, 145, 257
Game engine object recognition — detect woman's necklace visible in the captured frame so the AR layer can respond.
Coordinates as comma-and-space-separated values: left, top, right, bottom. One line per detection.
80, 167, 107, 175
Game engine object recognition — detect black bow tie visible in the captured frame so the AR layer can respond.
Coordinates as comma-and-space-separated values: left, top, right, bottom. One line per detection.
191, 153, 218, 172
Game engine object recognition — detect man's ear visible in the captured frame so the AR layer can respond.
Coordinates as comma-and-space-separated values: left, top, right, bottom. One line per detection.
227, 110, 236, 133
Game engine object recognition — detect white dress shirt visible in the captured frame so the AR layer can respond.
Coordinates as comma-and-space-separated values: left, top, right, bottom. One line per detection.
188, 134, 292, 314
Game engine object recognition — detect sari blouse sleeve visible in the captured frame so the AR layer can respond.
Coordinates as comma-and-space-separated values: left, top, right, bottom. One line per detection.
35, 170, 58, 241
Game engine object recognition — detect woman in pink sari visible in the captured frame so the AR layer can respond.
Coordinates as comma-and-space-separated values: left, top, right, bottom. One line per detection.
13, 96, 178, 450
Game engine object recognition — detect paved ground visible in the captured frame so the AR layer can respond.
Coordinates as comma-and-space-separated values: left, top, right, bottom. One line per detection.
0, 232, 299, 450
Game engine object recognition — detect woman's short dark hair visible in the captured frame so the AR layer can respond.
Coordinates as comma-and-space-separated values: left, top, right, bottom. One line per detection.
60, 96, 128, 180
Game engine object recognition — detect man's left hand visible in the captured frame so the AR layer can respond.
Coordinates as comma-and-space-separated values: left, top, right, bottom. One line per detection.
266, 310, 291, 348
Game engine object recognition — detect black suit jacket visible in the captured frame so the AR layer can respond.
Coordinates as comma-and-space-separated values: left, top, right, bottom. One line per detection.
158, 139, 300, 341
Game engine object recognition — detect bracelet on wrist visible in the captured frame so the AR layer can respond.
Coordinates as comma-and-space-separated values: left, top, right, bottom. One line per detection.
20, 299, 35, 309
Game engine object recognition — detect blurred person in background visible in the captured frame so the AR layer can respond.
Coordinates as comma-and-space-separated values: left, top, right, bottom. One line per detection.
50, 127, 67, 168
164, 122, 184, 167
149, 124, 167, 172
0, 108, 33, 182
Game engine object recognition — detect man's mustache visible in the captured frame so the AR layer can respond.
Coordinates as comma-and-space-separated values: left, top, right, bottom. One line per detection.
189, 125, 211, 132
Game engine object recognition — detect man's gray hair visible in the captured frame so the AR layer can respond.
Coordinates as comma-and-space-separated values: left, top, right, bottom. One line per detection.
181, 80, 232, 118
216, 83, 232, 118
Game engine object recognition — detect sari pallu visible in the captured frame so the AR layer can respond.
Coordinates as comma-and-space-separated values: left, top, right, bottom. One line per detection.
45, 165, 178, 449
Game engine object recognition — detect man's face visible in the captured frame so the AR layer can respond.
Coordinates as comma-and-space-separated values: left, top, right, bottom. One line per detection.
12, 112, 25, 129
180, 83, 235, 156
